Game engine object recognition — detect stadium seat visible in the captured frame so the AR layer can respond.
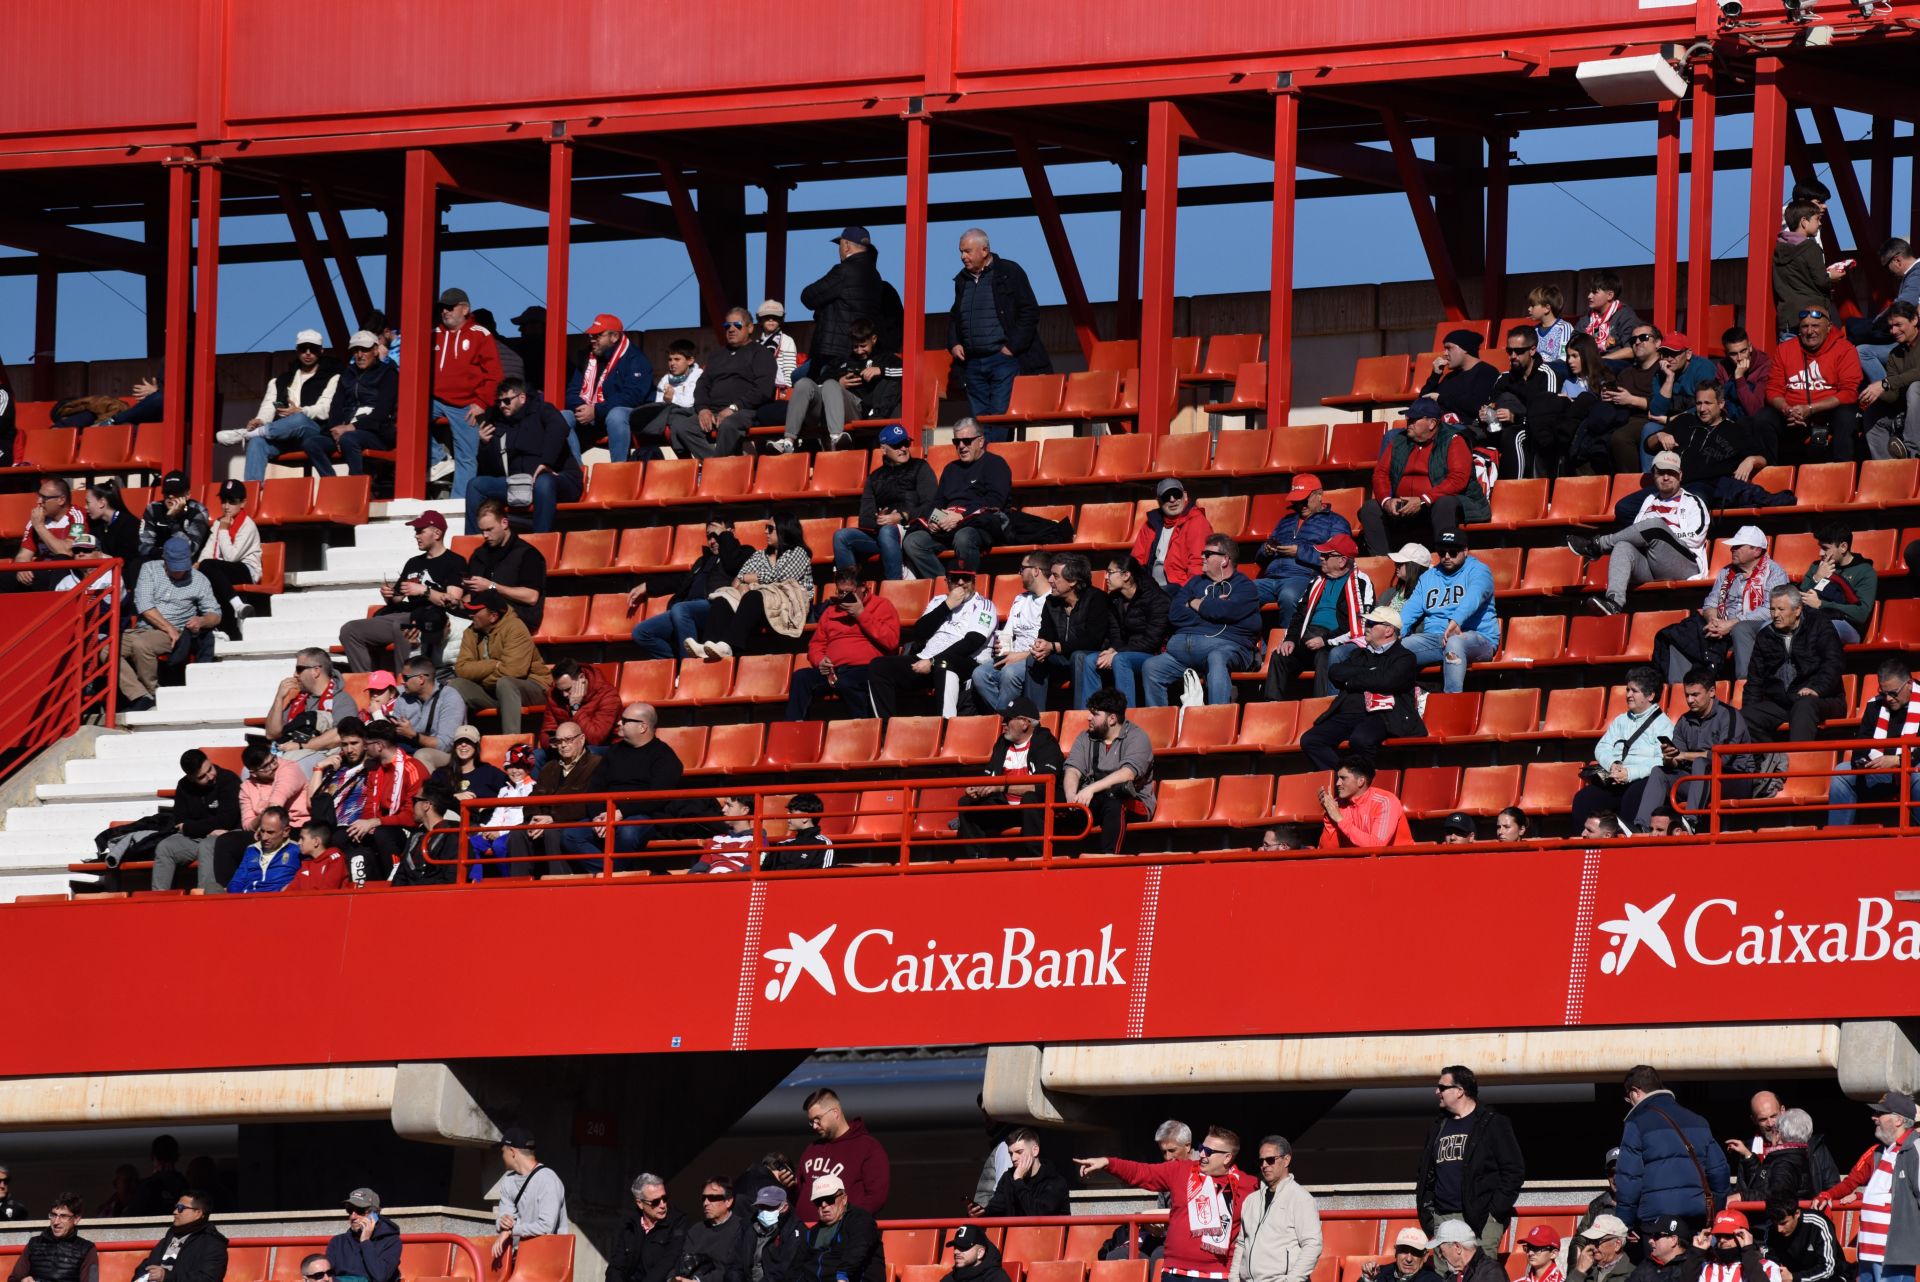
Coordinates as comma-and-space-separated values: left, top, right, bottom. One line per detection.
1871, 599, 1920, 647
1194, 497, 1248, 545
665, 524, 710, 568
879, 716, 943, 766
638, 460, 698, 505
849, 789, 908, 840
1088, 1261, 1149, 1282
74, 425, 136, 472
19, 428, 78, 470
1060, 371, 1123, 424
1322, 354, 1414, 416
236, 542, 285, 597
1476, 688, 1541, 740
1092, 434, 1154, 481
1854, 528, 1898, 575
554, 529, 618, 575
762, 720, 825, 768
1271, 772, 1327, 822
1061, 1226, 1110, 1267
1240, 702, 1299, 751
1524, 475, 1609, 527
1794, 462, 1855, 510
522, 532, 561, 564
508, 1235, 574, 1282
1172, 703, 1238, 753
0, 492, 38, 541
584, 592, 636, 641
1408, 693, 1480, 743
531, 596, 589, 643
1002, 1227, 1067, 1266
1169, 336, 1204, 382
1612, 609, 1685, 662
901, 1266, 950, 1282
1477, 546, 1521, 592
1150, 432, 1212, 476
1126, 705, 1178, 750
1488, 615, 1565, 666
1517, 761, 1584, 814
879, 580, 934, 619
700, 723, 765, 773
1562, 614, 1630, 663
656, 725, 710, 771
1208, 430, 1271, 477
977, 375, 1066, 429
998, 440, 1041, 483
1199, 775, 1274, 827
1727, 750, 1831, 809
886, 1231, 943, 1272
724, 654, 791, 703
616, 527, 674, 573
1073, 502, 1137, 547
1324, 423, 1386, 472
751, 453, 811, 499
1038, 436, 1097, 483
1239, 493, 1288, 547
672, 658, 735, 705
1186, 333, 1262, 385
293, 474, 371, 525
1516, 547, 1584, 595
1456, 763, 1523, 813
256, 477, 314, 525
1483, 478, 1548, 528
1856, 460, 1919, 507
1266, 425, 1330, 472
1429, 319, 1493, 354
1201, 363, 1267, 417
1028, 1262, 1086, 1282
1087, 339, 1140, 373
573, 460, 645, 508
811, 450, 870, 497
1135, 778, 1212, 828
619, 660, 676, 705
1400, 766, 1460, 817
821, 719, 884, 766
941, 716, 1002, 763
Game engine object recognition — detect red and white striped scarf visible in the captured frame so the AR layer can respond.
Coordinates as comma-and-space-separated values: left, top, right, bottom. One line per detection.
1716, 554, 1773, 616
1700, 1260, 1781, 1282
1874, 683, 1920, 743
578, 335, 631, 406
1299, 572, 1364, 643
1583, 300, 1621, 343
1859, 1133, 1907, 1261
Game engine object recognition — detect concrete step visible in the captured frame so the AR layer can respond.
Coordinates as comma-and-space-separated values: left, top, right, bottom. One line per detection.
0, 873, 96, 902
0, 830, 108, 862
5, 798, 160, 833
91, 727, 252, 759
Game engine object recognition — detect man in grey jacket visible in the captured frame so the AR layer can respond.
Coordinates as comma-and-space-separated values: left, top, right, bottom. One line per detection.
1231, 1137, 1322, 1282
492, 1127, 570, 1268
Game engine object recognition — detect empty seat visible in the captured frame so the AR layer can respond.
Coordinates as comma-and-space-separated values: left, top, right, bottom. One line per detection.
1240, 702, 1299, 751
821, 719, 884, 765
885, 1231, 943, 1272
584, 592, 637, 641
1266, 425, 1331, 472
619, 660, 676, 705
1209, 429, 1271, 476
1322, 354, 1415, 414
1002, 1227, 1067, 1266
671, 658, 735, 704
616, 527, 674, 571
1412, 693, 1480, 742
1187, 333, 1263, 384
1476, 688, 1541, 740
1202, 775, 1273, 827
725, 654, 791, 703
1563, 614, 1630, 662
1400, 766, 1460, 817
554, 529, 618, 575
256, 477, 315, 525
575, 460, 645, 507
1795, 461, 1855, 510
941, 716, 1002, 763
1201, 362, 1268, 416
878, 716, 943, 766
1516, 761, 1584, 814
1484, 478, 1548, 528
701, 723, 766, 773
761, 720, 825, 768
1456, 764, 1523, 813
751, 453, 811, 499
1856, 459, 1919, 507
638, 460, 698, 504
1150, 432, 1212, 475
531, 596, 589, 643
1490, 615, 1565, 665
1136, 778, 1212, 828
1037, 436, 1097, 482
1092, 434, 1154, 480
1074, 502, 1136, 547
1324, 423, 1385, 471
1173, 703, 1239, 753
1061, 370, 1123, 420
811, 450, 871, 496
978, 375, 1066, 427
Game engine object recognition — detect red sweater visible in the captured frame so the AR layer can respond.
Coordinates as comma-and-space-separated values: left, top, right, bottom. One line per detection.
1104, 1158, 1257, 1277
1767, 329, 1863, 408
1320, 787, 1414, 848
363, 750, 429, 826
432, 319, 502, 409
541, 664, 622, 745
808, 593, 902, 667
1372, 433, 1471, 503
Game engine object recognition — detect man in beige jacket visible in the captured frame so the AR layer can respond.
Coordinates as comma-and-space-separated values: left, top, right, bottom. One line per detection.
1231, 1136, 1322, 1282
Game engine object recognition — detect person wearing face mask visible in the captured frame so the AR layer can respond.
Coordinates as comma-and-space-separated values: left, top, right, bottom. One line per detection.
747, 1187, 804, 1282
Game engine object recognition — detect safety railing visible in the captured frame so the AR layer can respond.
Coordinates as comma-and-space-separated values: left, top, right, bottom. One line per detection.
1673, 736, 1920, 834
0, 1232, 489, 1279
0, 557, 121, 789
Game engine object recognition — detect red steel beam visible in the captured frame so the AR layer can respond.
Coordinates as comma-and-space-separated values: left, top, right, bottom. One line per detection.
395, 149, 448, 501
1483, 135, 1509, 324
1871, 116, 1895, 253
191, 163, 222, 478
162, 164, 192, 474
1138, 101, 1189, 436
278, 182, 349, 351
1811, 104, 1888, 308
1380, 109, 1466, 321
310, 185, 374, 327
546, 138, 573, 407
1267, 89, 1298, 425
1746, 59, 1788, 344
901, 116, 931, 441
659, 162, 732, 333
764, 183, 789, 309
1653, 99, 1681, 334
1116, 154, 1141, 341
1013, 136, 1098, 361
32, 260, 57, 401
1687, 61, 1717, 341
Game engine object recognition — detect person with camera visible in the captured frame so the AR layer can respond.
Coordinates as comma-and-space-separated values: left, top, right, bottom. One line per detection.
341, 511, 467, 676
801, 1178, 883, 1282
786, 570, 902, 721
676, 1177, 754, 1282
1570, 667, 1671, 834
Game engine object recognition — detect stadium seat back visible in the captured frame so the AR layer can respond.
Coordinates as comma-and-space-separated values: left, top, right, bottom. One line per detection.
1151, 432, 1212, 475
1325, 423, 1386, 471
1074, 502, 1136, 547
941, 716, 1002, 763
1174, 703, 1238, 752
1266, 425, 1330, 471
508, 1235, 574, 1282
557, 529, 618, 574
1002, 375, 1067, 419
1061, 1226, 1110, 1267
763, 720, 826, 768
1093, 434, 1154, 480
1477, 687, 1541, 738
1496, 614, 1564, 663
617, 526, 673, 571
640, 459, 698, 503
1208, 774, 1273, 826
1795, 461, 1854, 509
1541, 686, 1607, 738
1478, 546, 1521, 591
1128, 705, 1179, 750
580, 460, 645, 506
702, 723, 764, 772
1193, 496, 1247, 543
879, 716, 942, 765
1564, 614, 1629, 661
1272, 772, 1327, 822
1002, 1227, 1067, 1266
1856, 459, 1919, 507
751, 453, 811, 498
1146, 778, 1212, 826
1061, 370, 1122, 415
1517, 761, 1584, 814
1543, 475, 1609, 521
1209, 429, 1270, 475
655, 725, 709, 769
1456, 763, 1523, 814
1039, 436, 1097, 481
674, 658, 735, 703
1399, 766, 1460, 816
822, 719, 884, 764
257, 477, 314, 525
811, 450, 870, 496
1487, 478, 1547, 526
1087, 339, 1140, 373
1196, 333, 1263, 381
1418, 693, 1480, 740
886, 1231, 942, 1271
728, 654, 791, 702
531, 596, 588, 642
1240, 702, 1299, 750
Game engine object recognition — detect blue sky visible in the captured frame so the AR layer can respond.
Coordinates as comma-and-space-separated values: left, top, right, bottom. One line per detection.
0, 108, 1906, 367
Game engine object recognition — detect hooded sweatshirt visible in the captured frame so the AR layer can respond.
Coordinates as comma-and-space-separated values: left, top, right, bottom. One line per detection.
326, 1212, 402, 1282
1773, 230, 1834, 323
1766, 327, 1862, 410
432, 318, 502, 409
799, 1119, 891, 1221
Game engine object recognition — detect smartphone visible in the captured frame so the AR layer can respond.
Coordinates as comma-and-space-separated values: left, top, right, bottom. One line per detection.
1658, 736, 1676, 750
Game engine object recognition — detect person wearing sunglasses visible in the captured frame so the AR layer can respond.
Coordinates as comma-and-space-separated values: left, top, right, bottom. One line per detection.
465, 377, 582, 535
1132, 478, 1214, 591
218, 328, 344, 482
797, 1176, 883, 1282
324, 1188, 400, 1282
12, 474, 77, 591
427, 287, 503, 497
1231, 1136, 1320, 1282
667, 308, 776, 460
901, 419, 1013, 580
1478, 325, 1568, 479
1417, 1067, 1525, 1263
1763, 306, 1862, 461
606, 1175, 688, 1282
1077, 1127, 1257, 1282
135, 1192, 227, 1282
672, 1177, 752, 1282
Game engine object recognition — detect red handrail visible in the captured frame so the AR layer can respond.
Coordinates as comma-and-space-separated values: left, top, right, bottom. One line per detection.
0, 1232, 488, 1279
1674, 736, 1920, 834
0, 557, 122, 790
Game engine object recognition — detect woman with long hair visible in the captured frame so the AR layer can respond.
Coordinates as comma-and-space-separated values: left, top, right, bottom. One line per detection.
691, 513, 815, 659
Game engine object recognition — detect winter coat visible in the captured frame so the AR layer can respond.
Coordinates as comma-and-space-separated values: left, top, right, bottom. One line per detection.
1773, 232, 1834, 322
983, 1161, 1071, 1217
1038, 590, 1112, 657
1229, 1176, 1322, 1282
809, 350, 903, 419
1662, 413, 1769, 483
1448, 1252, 1508, 1282
694, 343, 778, 418
947, 256, 1052, 374
606, 1210, 689, 1282
1104, 1158, 1258, 1278
431, 319, 502, 409
566, 339, 657, 412
1799, 556, 1877, 635
1374, 423, 1489, 522
1168, 572, 1262, 650
326, 1212, 402, 1282
808, 593, 902, 668
1320, 644, 1425, 739
328, 361, 400, 443
1257, 506, 1353, 581
1131, 505, 1216, 588
1614, 1090, 1729, 1229
539, 663, 622, 745
477, 395, 582, 488
1419, 359, 1499, 427
802, 1206, 884, 1282
753, 1211, 807, 1282
1625, 1246, 1706, 1282
803, 249, 894, 361
137, 1223, 228, 1282
1102, 585, 1171, 655
800, 1119, 891, 1219
454, 610, 554, 692
1487, 360, 1568, 449
938, 1242, 1012, 1282
1746, 611, 1845, 706
683, 1214, 756, 1282
857, 458, 937, 531
1761, 1208, 1844, 1282
1415, 1103, 1526, 1234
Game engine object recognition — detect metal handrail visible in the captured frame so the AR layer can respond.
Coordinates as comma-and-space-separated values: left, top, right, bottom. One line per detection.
0, 557, 122, 790
1673, 735, 1920, 834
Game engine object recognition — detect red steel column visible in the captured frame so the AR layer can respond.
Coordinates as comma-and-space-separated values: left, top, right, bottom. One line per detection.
764, 183, 789, 307
396, 149, 441, 501
162, 164, 193, 474
901, 115, 931, 437
1745, 59, 1788, 342
279, 182, 348, 350
1482, 135, 1509, 325
1686, 61, 1717, 339
1116, 153, 1141, 341
545, 137, 573, 406
191, 162, 222, 478
1139, 101, 1184, 436
1653, 99, 1681, 333
1267, 87, 1298, 426
33, 260, 58, 402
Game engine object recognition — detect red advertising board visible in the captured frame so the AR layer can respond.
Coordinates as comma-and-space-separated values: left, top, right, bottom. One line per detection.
8, 837, 1918, 1077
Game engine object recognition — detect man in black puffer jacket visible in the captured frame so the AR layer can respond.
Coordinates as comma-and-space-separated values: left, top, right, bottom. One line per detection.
802, 1177, 883, 1282
466, 379, 582, 534
1740, 587, 1846, 746
803, 229, 898, 369
136, 1192, 228, 1282
15, 1193, 98, 1282
939, 1228, 1011, 1282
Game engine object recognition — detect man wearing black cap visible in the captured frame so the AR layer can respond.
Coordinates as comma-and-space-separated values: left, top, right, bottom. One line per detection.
139, 471, 211, 561
802, 227, 898, 379
1357, 402, 1487, 557
939, 1226, 1010, 1282
1439, 814, 1476, 843
492, 1127, 569, 1267
956, 699, 1062, 859
747, 1185, 804, 1282
341, 510, 466, 674
1420, 330, 1500, 430
327, 1188, 400, 1282
948, 229, 1049, 421
1622, 1218, 1699, 1282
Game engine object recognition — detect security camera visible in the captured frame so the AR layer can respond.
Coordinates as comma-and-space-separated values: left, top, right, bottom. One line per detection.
1717, 0, 1742, 16
1782, 0, 1813, 21
1856, 0, 1884, 16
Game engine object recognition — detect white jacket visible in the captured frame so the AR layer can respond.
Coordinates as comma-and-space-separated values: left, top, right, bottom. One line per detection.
1229, 1176, 1322, 1282
210, 514, 263, 579
1627, 489, 1711, 576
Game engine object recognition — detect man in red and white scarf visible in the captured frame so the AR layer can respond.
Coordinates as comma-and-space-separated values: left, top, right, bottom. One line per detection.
1817, 1091, 1919, 1282
1830, 659, 1920, 826
1079, 1128, 1258, 1281
341, 719, 429, 878
1655, 526, 1788, 683
570, 313, 648, 461
1695, 1211, 1782, 1282
1275, 533, 1374, 697
1569, 452, 1710, 613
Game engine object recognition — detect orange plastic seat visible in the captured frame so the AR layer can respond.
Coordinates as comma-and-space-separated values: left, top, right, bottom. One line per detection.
885, 1230, 943, 1272
1856, 459, 1919, 507
1060, 1227, 1108, 1268
522, 532, 561, 564
1087, 339, 1140, 373
1001, 1228, 1067, 1266
878, 580, 933, 619
1322, 354, 1414, 412
1150, 432, 1212, 475
1478, 546, 1521, 592
1187, 333, 1263, 384
811, 450, 871, 496
1136, 778, 1212, 828
1484, 478, 1548, 528
1092, 434, 1154, 480
1074, 502, 1136, 547
1266, 425, 1331, 472
1454, 763, 1523, 814
555, 529, 618, 575
1127, 705, 1179, 750
585, 592, 637, 641
751, 453, 811, 499
530, 595, 589, 643
1429, 319, 1493, 354
1532, 475, 1610, 525
1517, 546, 1584, 595
996, 440, 1040, 483
655, 725, 710, 771
1037, 436, 1097, 482
941, 715, 1002, 763
1193, 496, 1248, 544
74, 425, 136, 471
700, 723, 765, 773
1854, 528, 1898, 574
1209, 429, 1271, 476
1240, 702, 1299, 750
1491, 615, 1565, 666
1169, 336, 1204, 382
821, 719, 884, 765
1271, 772, 1328, 822
665, 524, 710, 568
507, 1236, 573, 1282
1238, 493, 1289, 547
1201, 362, 1268, 415
1614, 609, 1685, 661
0, 492, 41, 541
1061, 370, 1122, 417
237, 542, 285, 596
1873, 599, 1920, 646
1400, 766, 1460, 817
761, 720, 825, 769
637, 459, 698, 505
619, 660, 676, 705
671, 657, 735, 704
1324, 423, 1386, 471
977, 374, 1066, 425
1413, 692, 1480, 741
1517, 761, 1585, 814
1477, 687, 1541, 739
1172, 703, 1239, 753
256, 477, 314, 525
1202, 775, 1274, 827
727, 654, 791, 703
1795, 461, 1855, 510
1563, 614, 1630, 662
575, 460, 645, 508
879, 716, 943, 765
298, 474, 371, 524
695, 455, 753, 501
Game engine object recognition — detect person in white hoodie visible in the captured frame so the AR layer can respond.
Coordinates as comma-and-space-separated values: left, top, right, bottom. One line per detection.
971, 553, 1050, 712
198, 479, 264, 640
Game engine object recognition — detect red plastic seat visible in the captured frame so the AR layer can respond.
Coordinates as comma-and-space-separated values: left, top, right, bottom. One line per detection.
1060, 370, 1122, 418
1003, 1228, 1068, 1267
1209, 429, 1271, 476
820, 719, 884, 766
74, 425, 136, 471
1795, 462, 1855, 510
656, 725, 710, 772
236, 542, 285, 596
1324, 423, 1386, 471
616, 527, 674, 572
1856, 460, 1919, 507
1271, 772, 1327, 822
1531, 475, 1610, 525
1133, 778, 1211, 829
554, 529, 618, 575
1240, 702, 1299, 751
1516, 761, 1584, 814
1200, 775, 1274, 827
619, 660, 676, 705
1400, 766, 1460, 817
1517, 546, 1585, 595
585, 592, 636, 641
1412, 693, 1480, 742
977, 374, 1066, 426
1074, 502, 1136, 547
575, 460, 645, 508
530, 595, 589, 643
298, 474, 371, 525
1322, 354, 1414, 413
1265, 425, 1330, 472
671, 658, 735, 704
750, 453, 811, 499
1873, 599, 1920, 647
878, 716, 943, 766
1484, 478, 1548, 528
811, 450, 870, 497
1478, 546, 1522, 592
1092, 434, 1154, 480
1476, 688, 1541, 740
1201, 362, 1268, 415
256, 477, 314, 525
941, 715, 1002, 763
1087, 339, 1140, 373
1185, 333, 1262, 384
637, 459, 698, 505
1193, 496, 1248, 544
695, 455, 753, 501
1037, 436, 1097, 482
701, 723, 766, 773
885, 1231, 943, 1272
878, 580, 933, 619
761, 721, 825, 769
1563, 614, 1630, 662
1490, 615, 1564, 665
1456, 764, 1523, 814
1172, 703, 1239, 753
727, 654, 791, 703
1150, 432, 1212, 475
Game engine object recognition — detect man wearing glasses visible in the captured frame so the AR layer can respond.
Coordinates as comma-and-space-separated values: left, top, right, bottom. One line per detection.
902, 419, 1013, 580
1140, 534, 1261, 707
799, 1177, 883, 1282
1480, 325, 1566, 479
1077, 1127, 1258, 1282
1229, 1137, 1321, 1282
1764, 306, 1863, 461
674, 1177, 752, 1282
1415, 1067, 1524, 1264
13, 476, 77, 591
136, 1193, 227, 1282
669, 307, 776, 460
1357, 400, 1487, 558
14, 1192, 97, 1282
607, 1175, 688, 1282
217, 328, 343, 482
799, 1089, 891, 1220
325, 1188, 399, 1282
428, 288, 502, 497
465, 377, 582, 535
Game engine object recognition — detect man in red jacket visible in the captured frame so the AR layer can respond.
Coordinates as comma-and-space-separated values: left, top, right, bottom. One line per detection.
431, 286, 503, 499
786, 571, 903, 720
800, 1089, 891, 1223
1763, 306, 1862, 462
542, 658, 621, 748
1078, 1127, 1258, 1282
341, 720, 429, 880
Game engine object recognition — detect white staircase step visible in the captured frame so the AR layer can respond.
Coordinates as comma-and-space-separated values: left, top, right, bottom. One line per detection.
7, 799, 161, 833
91, 727, 252, 760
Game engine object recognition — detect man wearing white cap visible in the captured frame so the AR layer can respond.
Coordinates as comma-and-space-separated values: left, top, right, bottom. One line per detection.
1361, 1230, 1440, 1282
1567, 451, 1709, 614
328, 331, 401, 476
1429, 1222, 1504, 1282
219, 329, 344, 482
1652, 526, 1787, 683
1299, 607, 1426, 771
800, 1176, 883, 1282
1566, 1216, 1631, 1282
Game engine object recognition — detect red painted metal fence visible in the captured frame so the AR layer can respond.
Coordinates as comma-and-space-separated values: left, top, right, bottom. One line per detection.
0, 559, 121, 789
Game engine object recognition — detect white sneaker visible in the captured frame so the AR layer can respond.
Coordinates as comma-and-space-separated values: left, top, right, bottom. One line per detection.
232, 599, 252, 620
215, 429, 249, 446
767, 438, 796, 455
428, 459, 456, 484
684, 637, 706, 660
709, 641, 733, 659
829, 432, 853, 451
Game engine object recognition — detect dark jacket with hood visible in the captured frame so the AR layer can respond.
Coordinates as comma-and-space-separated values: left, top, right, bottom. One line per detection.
983, 1161, 1071, 1217
477, 395, 582, 488
1102, 585, 1170, 655
1414, 1103, 1526, 1233
605, 1209, 689, 1282
326, 1211, 402, 1282
803, 248, 894, 362
938, 1241, 1012, 1282
327, 360, 400, 444
137, 1220, 229, 1282
947, 256, 1052, 374
675, 531, 754, 606
802, 1205, 884, 1282
1625, 1244, 1707, 1282
1739, 1139, 1842, 1205
857, 457, 937, 531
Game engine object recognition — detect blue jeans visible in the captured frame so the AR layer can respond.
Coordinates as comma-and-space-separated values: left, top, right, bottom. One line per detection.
599, 404, 634, 462
973, 655, 1059, 713
1827, 770, 1920, 827
834, 526, 907, 580
960, 351, 1019, 420
1254, 573, 1312, 616
1859, 1263, 1915, 1282
465, 472, 581, 534
1401, 629, 1499, 694
432, 397, 478, 497
1073, 649, 1154, 709
108, 391, 165, 425
1858, 341, 1895, 383
1140, 634, 1252, 706
336, 429, 391, 475
244, 411, 329, 481
631, 599, 709, 660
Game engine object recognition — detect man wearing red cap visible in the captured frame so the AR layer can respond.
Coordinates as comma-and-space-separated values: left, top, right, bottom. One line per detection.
1255, 474, 1353, 614
1693, 1211, 1782, 1282
429, 287, 502, 498
1269, 532, 1372, 698
340, 510, 467, 675
565, 314, 654, 462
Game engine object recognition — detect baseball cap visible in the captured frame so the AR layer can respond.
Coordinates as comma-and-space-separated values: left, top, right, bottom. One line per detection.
877, 424, 910, 448
1407, 398, 1444, 423
809, 1175, 845, 1201
1286, 473, 1323, 501
584, 313, 625, 335
162, 536, 193, 573
470, 588, 510, 615
366, 670, 398, 691
1522, 1225, 1562, 1249
1436, 529, 1468, 552
1722, 525, 1767, 549
347, 329, 380, 351
1389, 543, 1432, 567
1156, 477, 1187, 499
1314, 533, 1359, 558
1441, 812, 1476, 837
345, 1188, 380, 1212
831, 226, 872, 246
510, 306, 546, 327
452, 725, 482, 747
295, 329, 325, 348
69, 527, 98, 553
1651, 451, 1684, 474
1604, 1147, 1621, 1169
407, 510, 449, 532
753, 1186, 787, 1210
1710, 1211, 1748, 1236
1657, 331, 1693, 354
1002, 697, 1040, 722
1580, 1215, 1628, 1241
499, 1125, 537, 1151
1870, 1091, 1919, 1121
1429, 1221, 1478, 1248
218, 479, 248, 505
1645, 1216, 1686, 1239
162, 470, 191, 497
437, 287, 470, 309
948, 1225, 989, 1253
1363, 606, 1403, 629
1394, 1229, 1431, 1252
757, 299, 786, 320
